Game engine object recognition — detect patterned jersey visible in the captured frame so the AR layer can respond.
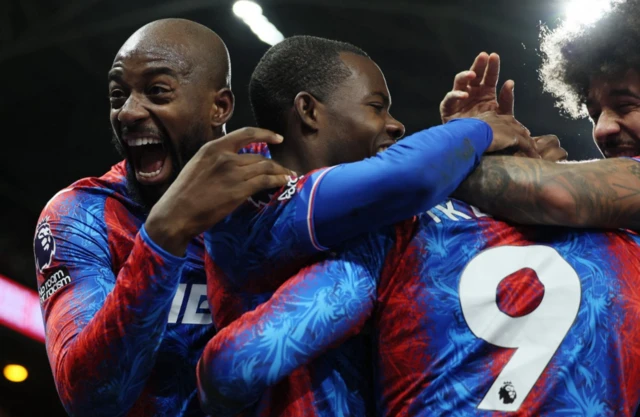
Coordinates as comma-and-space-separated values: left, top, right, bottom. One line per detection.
198, 119, 494, 416
34, 142, 271, 417
375, 199, 640, 417
202, 196, 640, 417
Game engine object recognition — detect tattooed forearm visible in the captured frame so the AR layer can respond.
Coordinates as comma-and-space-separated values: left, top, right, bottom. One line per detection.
453, 156, 640, 230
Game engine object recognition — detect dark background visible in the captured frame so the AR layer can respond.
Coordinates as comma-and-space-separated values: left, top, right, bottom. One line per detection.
0, 0, 598, 415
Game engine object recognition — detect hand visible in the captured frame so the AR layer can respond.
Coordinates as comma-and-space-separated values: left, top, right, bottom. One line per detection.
532, 135, 568, 161
474, 111, 539, 158
440, 52, 515, 123
146, 128, 295, 256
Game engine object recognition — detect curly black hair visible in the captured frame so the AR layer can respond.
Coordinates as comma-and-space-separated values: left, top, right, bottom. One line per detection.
249, 35, 368, 134
539, 0, 640, 118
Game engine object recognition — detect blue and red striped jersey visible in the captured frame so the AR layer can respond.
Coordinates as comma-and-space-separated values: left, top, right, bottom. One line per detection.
199, 119, 494, 416
34, 142, 271, 417
202, 195, 640, 417
375, 199, 640, 416
35, 161, 213, 416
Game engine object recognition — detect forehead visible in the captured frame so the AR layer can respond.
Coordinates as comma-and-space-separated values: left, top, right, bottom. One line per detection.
588, 69, 640, 103
336, 53, 389, 95
111, 33, 192, 76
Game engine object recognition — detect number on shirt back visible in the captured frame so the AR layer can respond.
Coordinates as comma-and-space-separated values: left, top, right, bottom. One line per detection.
458, 245, 581, 412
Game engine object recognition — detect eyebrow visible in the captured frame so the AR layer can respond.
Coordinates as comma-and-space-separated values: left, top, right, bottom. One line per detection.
368, 92, 391, 107
108, 66, 180, 83
609, 88, 640, 100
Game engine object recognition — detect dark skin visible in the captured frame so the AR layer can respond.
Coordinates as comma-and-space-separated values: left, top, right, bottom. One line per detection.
108, 19, 293, 256
272, 53, 405, 175
198, 50, 539, 413
442, 52, 640, 230
272, 52, 536, 175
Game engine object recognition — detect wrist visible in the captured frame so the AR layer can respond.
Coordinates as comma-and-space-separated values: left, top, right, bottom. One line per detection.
145, 207, 192, 257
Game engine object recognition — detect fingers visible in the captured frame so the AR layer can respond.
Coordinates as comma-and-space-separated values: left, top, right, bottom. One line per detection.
483, 53, 501, 88
498, 80, 515, 115
541, 147, 569, 162
232, 153, 273, 166
244, 173, 292, 196
510, 117, 537, 158
240, 159, 295, 181
215, 127, 284, 153
469, 52, 489, 87
439, 90, 470, 121
534, 135, 568, 161
515, 134, 540, 159
452, 70, 475, 92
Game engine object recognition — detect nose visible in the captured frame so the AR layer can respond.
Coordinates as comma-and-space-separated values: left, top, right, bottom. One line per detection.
117, 94, 149, 126
387, 115, 405, 141
593, 108, 621, 144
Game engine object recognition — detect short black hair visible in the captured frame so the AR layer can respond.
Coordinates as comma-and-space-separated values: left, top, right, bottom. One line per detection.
249, 35, 369, 133
539, 0, 640, 118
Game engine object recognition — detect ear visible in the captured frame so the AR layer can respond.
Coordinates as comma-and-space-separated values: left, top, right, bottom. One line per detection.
210, 88, 235, 127
293, 92, 322, 132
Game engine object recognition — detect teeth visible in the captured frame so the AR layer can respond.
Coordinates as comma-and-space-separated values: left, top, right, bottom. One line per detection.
138, 167, 163, 178
126, 137, 162, 147
377, 146, 389, 154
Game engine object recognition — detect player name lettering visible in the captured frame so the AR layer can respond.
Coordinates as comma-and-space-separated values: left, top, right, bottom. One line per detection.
39, 268, 71, 303
425, 200, 490, 223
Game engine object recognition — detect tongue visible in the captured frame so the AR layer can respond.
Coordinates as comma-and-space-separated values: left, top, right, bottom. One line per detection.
138, 144, 167, 174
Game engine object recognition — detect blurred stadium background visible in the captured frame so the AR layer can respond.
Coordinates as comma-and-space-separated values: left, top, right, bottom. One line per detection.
0, 0, 599, 415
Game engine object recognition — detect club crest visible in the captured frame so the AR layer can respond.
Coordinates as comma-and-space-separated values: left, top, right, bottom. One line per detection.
34, 217, 56, 272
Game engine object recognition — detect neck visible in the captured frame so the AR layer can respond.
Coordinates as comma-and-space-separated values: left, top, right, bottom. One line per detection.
269, 127, 329, 175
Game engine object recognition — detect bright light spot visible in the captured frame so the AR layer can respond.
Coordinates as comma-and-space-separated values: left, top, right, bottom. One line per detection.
563, 0, 618, 31
233, 1, 284, 46
233, 0, 263, 18
3, 364, 28, 383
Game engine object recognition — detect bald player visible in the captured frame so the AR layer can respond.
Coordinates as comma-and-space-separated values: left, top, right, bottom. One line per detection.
33, 19, 294, 417
34, 19, 524, 416
34, 19, 510, 416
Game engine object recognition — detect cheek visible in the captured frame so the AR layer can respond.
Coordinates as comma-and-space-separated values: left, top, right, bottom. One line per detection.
623, 112, 640, 138
110, 110, 119, 130
156, 108, 201, 139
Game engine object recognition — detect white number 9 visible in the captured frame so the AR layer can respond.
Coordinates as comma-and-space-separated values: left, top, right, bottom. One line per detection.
459, 245, 581, 412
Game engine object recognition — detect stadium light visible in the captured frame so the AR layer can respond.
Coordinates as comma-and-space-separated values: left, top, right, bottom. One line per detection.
563, 0, 619, 31
3, 364, 28, 383
233, 0, 284, 46
0, 274, 45, 343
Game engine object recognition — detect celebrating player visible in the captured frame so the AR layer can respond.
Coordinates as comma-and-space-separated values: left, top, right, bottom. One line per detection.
441, 0, 640, 228
197, 37, 640, 416
33, 18, 298, 417
36, 20, 529, 416
197, 35, 539, 416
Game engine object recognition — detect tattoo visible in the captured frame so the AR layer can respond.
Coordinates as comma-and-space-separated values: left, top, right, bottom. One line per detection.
629, 161, 640, 181
454, 156, 640, 230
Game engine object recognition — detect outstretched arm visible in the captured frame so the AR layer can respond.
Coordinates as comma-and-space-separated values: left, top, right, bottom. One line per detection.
198, 230, 396, 416
453, 155, 640, 229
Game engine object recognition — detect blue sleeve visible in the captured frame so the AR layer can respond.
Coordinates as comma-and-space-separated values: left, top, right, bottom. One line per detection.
293, 118, 491, 252
198, 230, 394, 416
205, 118, 490, 293
34, 191, 184, 416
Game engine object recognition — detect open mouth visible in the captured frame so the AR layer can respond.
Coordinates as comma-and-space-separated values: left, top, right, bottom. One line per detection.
125, 137, 172, 183
376, 142, 395, 154
604, 146, 640, 158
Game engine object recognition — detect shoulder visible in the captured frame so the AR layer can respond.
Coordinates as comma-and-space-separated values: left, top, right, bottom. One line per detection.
40, 161, 132, 224
238, 141, 271, 158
